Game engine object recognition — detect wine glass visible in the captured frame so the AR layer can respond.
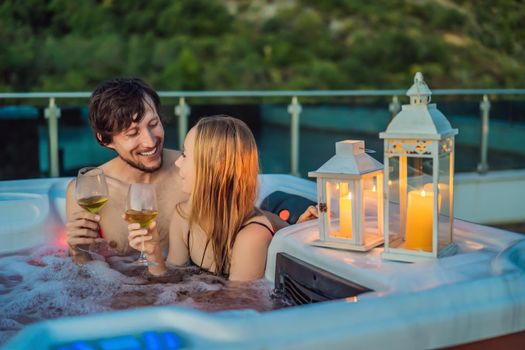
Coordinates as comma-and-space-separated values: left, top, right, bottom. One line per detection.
125, 183, 158, 266
75, 167, 109, 253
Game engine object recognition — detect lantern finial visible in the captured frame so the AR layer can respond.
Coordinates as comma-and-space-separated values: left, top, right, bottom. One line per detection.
414, 72, 423, 84
407, 72, 431, 105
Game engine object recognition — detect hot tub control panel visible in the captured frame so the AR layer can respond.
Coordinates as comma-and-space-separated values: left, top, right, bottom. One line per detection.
53, 330, 183, 350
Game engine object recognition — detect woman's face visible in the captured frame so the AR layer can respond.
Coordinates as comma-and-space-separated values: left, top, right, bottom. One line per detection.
175, 127, 196, 194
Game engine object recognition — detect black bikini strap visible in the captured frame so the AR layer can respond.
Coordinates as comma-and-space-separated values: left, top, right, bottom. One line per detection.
240, 221, 275, 236
200, 239, 211, 268
191, 221, 274, 273
187, 226, 210, 270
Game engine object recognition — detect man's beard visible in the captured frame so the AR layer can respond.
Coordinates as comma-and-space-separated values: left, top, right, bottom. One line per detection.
118, 149, 163, 173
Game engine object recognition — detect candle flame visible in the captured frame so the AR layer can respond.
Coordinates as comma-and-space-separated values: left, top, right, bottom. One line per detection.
372, 185, 376, 192
335, 184, 340, 190
347, 192, 352, 200
421, 190, 427, 197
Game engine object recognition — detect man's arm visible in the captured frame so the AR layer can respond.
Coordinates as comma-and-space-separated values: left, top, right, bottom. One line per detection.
65, 179, 101, 263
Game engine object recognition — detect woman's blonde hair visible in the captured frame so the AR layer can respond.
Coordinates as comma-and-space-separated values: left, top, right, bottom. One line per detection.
189, 115, 259, 275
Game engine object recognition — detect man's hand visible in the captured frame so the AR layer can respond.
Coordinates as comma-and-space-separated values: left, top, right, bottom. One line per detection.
66, 211, 102, 249
297, 205, 319, 224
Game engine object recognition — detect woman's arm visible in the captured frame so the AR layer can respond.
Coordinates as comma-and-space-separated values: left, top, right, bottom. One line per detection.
296, 205, 319, 223
165, 203, 191, 268
228, 219, 273, 281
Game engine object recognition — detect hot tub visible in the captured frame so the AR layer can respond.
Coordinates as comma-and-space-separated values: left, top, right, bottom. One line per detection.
0, 178, 67, 254
1, 175, 524, 349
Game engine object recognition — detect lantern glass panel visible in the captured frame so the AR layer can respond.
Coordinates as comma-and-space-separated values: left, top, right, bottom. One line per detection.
387, 156, 402, 247
438, 152, 452, 248
326, 179, 355, 239
362, 174, 380, 236
388, 154, 435, 252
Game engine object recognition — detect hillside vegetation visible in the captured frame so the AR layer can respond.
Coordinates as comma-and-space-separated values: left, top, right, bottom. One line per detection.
1, 0, 524, 91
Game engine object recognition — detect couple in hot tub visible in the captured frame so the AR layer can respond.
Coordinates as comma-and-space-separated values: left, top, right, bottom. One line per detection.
65, 78, 318, 281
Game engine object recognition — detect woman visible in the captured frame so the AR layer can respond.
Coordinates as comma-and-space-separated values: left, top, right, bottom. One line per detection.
128, 115, 280, 281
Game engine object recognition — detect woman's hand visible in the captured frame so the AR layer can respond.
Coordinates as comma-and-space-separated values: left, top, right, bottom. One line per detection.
127, 220, 168, 276
296, 205, 319, 224
127, 220, 161, 256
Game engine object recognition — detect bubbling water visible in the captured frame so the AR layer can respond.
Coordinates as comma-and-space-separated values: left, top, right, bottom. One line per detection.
0, 244, 290, 346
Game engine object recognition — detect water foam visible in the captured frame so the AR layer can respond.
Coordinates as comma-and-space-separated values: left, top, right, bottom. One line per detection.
0, 244, 288, 346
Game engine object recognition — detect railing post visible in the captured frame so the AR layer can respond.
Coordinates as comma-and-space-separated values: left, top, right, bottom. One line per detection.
44, 98, 61, 177
288, 96, 302, 176
175, 97, 190, 150
477, 94, 491, 174
388, 96, 401, 118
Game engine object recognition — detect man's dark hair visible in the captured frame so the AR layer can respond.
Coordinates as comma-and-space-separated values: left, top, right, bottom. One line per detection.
88, 77, 161, 146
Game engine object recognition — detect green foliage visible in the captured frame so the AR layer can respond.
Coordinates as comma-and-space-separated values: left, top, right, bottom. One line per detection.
0, 0, 524, 92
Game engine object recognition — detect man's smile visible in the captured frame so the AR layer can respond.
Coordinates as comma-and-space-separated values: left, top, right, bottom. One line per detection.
138, 146, 158, 157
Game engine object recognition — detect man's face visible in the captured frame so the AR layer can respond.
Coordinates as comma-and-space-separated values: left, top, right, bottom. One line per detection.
106, 101, 165, 173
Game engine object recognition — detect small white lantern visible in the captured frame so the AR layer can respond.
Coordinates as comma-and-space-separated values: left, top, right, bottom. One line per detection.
309, 140, 384, 251
380, 72, 458, 262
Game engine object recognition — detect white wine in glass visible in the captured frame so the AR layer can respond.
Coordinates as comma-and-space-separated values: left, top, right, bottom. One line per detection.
77, 195, 108, 214
125, 183, 158, 266
75, 167, 109, 253
124, 209, 158, 227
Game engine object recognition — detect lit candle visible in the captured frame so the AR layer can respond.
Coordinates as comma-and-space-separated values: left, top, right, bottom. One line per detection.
339, 183, 353, 238
405, 188, 433, 251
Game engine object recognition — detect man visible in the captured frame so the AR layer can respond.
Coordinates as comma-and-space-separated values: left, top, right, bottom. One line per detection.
66, 77, 187, 263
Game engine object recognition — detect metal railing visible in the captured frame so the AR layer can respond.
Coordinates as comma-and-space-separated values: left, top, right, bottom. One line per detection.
1, 89, 525, 177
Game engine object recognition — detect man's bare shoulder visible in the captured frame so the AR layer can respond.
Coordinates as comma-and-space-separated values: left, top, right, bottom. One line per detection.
65, 178, 76, 213
97, 157, 120, 176
155, 149, 182, 182
163, 149, 182, 164
66, 177, 76, 192
90, 157, 130, 190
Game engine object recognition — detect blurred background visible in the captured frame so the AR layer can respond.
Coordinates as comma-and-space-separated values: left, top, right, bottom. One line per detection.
0, 0, 524, 182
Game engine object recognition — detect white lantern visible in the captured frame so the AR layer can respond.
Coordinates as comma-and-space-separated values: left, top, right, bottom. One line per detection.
380, 72, 458, 262
309, 140, 384, 251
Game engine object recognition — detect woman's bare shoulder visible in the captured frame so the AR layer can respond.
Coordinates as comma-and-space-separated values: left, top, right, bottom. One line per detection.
235, 215, 273, 246
229, 215, 273, 281
243, 214, 274, 232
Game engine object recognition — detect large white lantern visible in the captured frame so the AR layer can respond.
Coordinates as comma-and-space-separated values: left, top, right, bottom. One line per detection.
309, 140, 384, 251
380, 72, 458, 262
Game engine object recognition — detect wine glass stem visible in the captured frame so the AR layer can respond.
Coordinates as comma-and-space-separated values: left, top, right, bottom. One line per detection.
141, 236, 145, 258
